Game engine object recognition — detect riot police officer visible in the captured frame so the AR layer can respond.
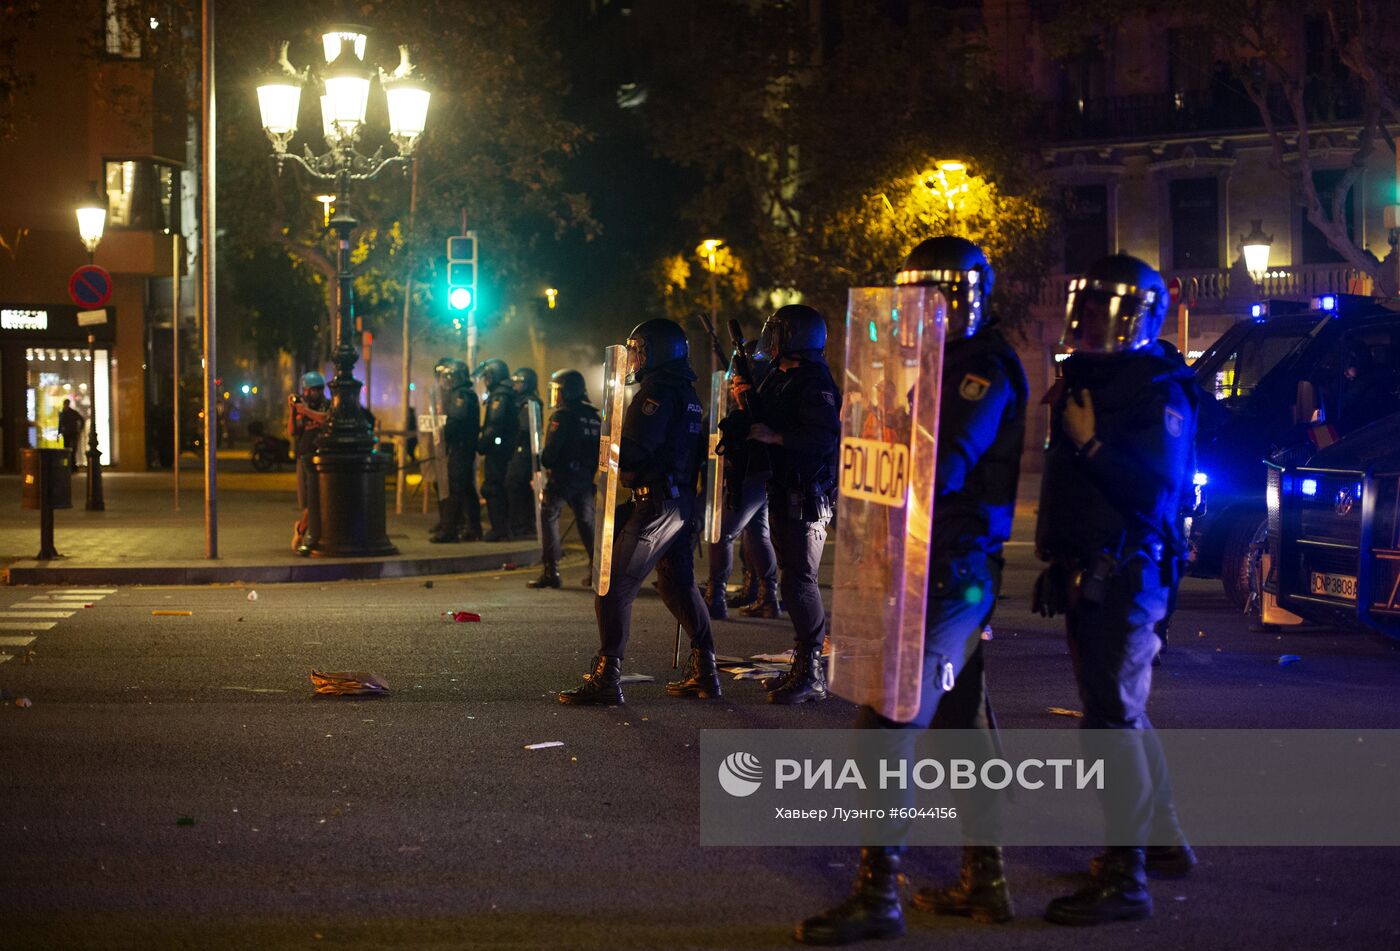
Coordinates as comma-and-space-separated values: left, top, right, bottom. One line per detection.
796, 237, 1028, 944
429, 358, 483, 543
475, 358, 519, 541
558, 319, 717, 705
1034, 254, 1198, 926
528, 369, 600, 589
507, 367, 544, 538
732, 304, 841, 705
706, 341, 781, 620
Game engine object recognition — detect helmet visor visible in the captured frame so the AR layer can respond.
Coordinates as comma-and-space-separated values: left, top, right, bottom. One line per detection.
624, 337, 644, 384
1062, 279, 1158, 353
755, 319, 778, 362
549, 381, 563, 408
894, 268, 982, 339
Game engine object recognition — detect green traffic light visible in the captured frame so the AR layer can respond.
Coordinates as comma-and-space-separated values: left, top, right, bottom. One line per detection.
449, 286, 474, 311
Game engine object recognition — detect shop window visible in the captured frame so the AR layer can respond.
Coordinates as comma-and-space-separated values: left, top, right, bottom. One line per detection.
1169, 176, 1219, 270
105, 160, 178, 233
25, 347, 111, 466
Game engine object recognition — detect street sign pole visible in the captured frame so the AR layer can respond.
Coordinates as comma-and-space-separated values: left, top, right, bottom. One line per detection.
202, 0, 218, 559
172, 234, 180, 512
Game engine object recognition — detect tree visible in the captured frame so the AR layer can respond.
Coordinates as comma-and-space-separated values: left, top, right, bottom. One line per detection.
1046, 0, 1400, 290
638, 1, 1055, 329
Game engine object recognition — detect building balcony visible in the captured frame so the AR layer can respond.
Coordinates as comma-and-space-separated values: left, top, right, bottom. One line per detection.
1042, 82, 1365, 145
1034, 263, 1367, 314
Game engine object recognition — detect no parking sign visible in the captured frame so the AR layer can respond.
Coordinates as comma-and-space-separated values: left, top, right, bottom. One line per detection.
69, 265, 113, 309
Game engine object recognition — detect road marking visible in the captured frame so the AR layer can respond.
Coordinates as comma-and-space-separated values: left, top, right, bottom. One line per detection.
3, 611, 74, 619
59, 588, 116, 594
0, 652, 11, 665
0, 635, 36, 647
0, 621, 55, 630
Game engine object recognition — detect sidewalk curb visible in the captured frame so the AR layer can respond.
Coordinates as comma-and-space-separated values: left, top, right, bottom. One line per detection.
3, 546, 540, 586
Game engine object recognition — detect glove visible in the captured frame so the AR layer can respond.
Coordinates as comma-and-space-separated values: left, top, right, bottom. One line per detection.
1032, 564, 1070, 618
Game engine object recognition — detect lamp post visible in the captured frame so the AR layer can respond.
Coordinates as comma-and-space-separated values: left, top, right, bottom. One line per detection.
74, 191, 106, 510
1240, 219, 1274, 286
700, 238, 723, 376
922, 160, 970, 231
257, 26, 430, 556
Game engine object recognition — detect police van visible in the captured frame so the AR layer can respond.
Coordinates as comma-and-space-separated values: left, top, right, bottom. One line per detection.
1187, 294, 1400, 609
1262, 411, 1400, 639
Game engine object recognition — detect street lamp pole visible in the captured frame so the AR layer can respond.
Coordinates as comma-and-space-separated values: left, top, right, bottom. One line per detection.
257, 31, 430, 557
701, 238, 723, 377
75, 189, 106, 511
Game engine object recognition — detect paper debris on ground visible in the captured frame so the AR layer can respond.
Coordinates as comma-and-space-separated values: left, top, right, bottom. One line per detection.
750, 651, 795, 663
714, 654, 745, 665
310, 671, 390, 696
524, 741, 565, 750
152, 610, 193, 617
618, 673, 655, 684
247, 591, 258, 601
1046, 706, 1084, 718
14, 696, 32, 708
445, 610, 481, 622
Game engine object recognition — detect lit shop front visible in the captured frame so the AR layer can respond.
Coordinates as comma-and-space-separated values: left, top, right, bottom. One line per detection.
0, 304, 116, 472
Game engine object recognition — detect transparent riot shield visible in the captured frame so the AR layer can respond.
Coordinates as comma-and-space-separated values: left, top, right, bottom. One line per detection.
593, 345, 629, 596
703, 369, 728, 545
527, 398, 545, 542
827, 285, 947, 722
424, 387, 449, 497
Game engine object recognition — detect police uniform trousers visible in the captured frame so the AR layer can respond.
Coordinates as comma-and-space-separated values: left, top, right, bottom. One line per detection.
767, 496, 829, 649
596, 496, 713, 659
854, 552, 1002, 845
437, 446, 482, 538
542, 481, 595, 564
708, 474, 778, 591
1065, 553, 1178, 847
480, 452, 511, 535
506, 451, 537, 535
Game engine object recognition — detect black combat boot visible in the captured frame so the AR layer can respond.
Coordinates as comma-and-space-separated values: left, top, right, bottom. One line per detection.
527, 562, 562, 589
665, 648, 723, 699
767, 646, 827, 705
726, 566, 758, 608
704, 579, 729, 620
1090, 806, 1196, 879
557, 655, 623, 706
1045, 846, 1151, 926
795, 847, 906, 945
912, 846, 1013, 923
739, 579, 782, 618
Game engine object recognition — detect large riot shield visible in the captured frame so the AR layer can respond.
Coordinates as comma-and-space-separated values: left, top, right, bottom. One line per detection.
593, 345, 629, 596
527, 398, 546, 542
827, 285, 947, 722
703, 369, 728, 545
423, 387, 449, 497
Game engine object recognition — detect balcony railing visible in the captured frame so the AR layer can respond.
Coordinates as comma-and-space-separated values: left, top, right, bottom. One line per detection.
1034, 264, 1367, 310
1043, 82, 1365, 143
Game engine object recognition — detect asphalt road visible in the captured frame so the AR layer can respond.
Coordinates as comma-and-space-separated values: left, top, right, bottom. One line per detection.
3, 530, 1400, 950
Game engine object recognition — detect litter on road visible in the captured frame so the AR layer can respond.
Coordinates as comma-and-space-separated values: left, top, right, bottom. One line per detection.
310, 671, 390, 696
618, 673, 655, 684
446, 610, 481, 622
247, 591, 258, 602
152, 610, 193, 617
1046, 706, 1084, 718
524, 741, 565, 750
1279, 654, 1302, 666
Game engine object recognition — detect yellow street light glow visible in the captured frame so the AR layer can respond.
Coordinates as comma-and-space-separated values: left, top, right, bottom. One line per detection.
937, 160, 966, 173
545, 287, 558, 309
315, 194, 335, 227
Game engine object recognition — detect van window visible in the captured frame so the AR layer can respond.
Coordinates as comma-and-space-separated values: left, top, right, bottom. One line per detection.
1197, 325, 1311, 403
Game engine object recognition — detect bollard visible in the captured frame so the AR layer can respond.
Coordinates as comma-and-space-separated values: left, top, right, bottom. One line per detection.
21, 448, 73, 560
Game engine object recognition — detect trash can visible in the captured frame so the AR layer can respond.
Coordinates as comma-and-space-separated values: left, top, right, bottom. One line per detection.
21, 447, 73, 511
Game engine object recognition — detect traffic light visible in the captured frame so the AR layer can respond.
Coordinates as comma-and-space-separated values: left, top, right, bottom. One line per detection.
447, 233, 477, 313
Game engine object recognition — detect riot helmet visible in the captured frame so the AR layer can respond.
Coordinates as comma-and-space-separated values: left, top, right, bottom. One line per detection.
435, 357, 469, 390
549, 368, 588, 407
301, 370, 326, 390
625, 318, 688, 384
894, 236, 994, 339
512, 367, 539, 397
474, 357, 511, 389
756, 304, 826, 361
1062, 254, 1167, 354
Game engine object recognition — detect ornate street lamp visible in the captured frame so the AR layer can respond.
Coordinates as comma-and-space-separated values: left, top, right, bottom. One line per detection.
256, 29, 430, 557
75, 190, 106, 261
74, 187, 107, 509
1240, 219, 1274, 279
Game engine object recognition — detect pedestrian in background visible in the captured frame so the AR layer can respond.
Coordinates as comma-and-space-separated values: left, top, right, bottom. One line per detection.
289, 371, 329, 555
58, 398, 85, 470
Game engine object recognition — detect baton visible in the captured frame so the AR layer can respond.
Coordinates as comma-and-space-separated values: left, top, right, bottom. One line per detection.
673, 620, 682, 669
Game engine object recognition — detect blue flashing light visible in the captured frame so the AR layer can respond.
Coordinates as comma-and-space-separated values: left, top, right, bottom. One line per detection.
1250, 302, 1264, 320
1301, 478, 1319, 497
1319, 294, 1337, 313
1193, 471, 1209, 487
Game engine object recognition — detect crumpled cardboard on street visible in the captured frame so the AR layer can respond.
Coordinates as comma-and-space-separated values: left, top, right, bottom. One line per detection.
310, 670, 390, 696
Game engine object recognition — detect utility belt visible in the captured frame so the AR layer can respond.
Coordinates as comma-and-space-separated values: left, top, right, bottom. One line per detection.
769, 466, 836, 522
632, 476, 681, 503
1039, 537, 1170, 612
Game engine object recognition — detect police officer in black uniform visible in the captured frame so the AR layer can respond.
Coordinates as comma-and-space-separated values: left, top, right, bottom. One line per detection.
528, 369, 600, 589
429, 357, 483, 543
795, 237, 1028, 945
475, 358, 518, 541
1034, 254, 1198, 926
705, 341, 781, 620
507, 367, 543, 538
730, 304, 841, 705
558, 319, 717, 705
